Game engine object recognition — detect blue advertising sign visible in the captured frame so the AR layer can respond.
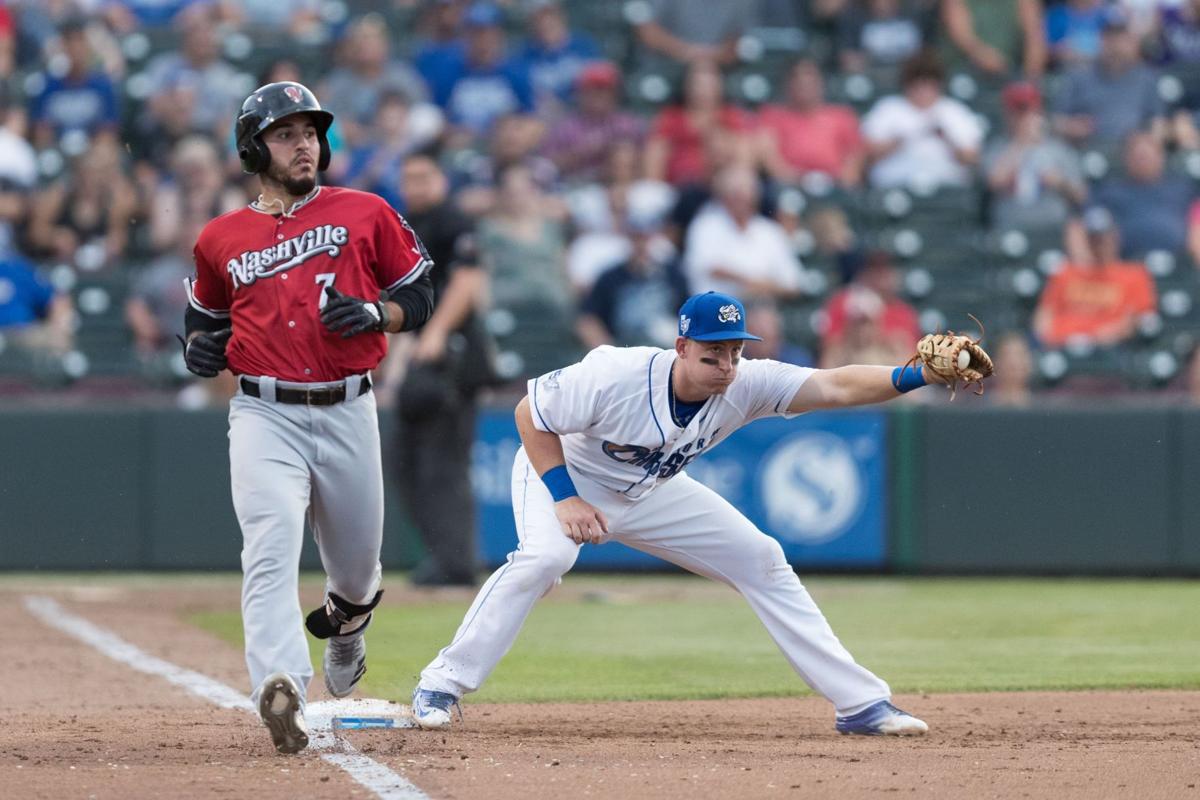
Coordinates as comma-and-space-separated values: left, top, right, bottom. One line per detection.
470, 409, 888, 570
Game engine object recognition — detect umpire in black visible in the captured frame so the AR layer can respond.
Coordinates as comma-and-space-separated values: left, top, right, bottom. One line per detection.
395, 153, 492, 586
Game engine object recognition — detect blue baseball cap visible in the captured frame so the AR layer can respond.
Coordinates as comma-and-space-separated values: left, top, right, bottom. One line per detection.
678, 291, 763, 342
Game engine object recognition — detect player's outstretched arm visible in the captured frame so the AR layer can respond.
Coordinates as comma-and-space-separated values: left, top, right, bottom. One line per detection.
786, 365, 920, 413
515, 396, 609, 545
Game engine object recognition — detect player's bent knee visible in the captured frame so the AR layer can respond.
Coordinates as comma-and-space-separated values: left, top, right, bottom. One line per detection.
513, 547, 578, 592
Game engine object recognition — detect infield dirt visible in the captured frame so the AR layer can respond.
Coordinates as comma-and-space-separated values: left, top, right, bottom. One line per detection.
1, 580, 1197, 800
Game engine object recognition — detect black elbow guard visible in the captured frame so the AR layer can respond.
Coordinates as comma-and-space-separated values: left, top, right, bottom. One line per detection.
185, 305, 231, 337
387, 271, 435, 332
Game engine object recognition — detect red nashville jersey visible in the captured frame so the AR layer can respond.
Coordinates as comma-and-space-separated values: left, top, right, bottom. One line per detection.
187, 186, 431, 382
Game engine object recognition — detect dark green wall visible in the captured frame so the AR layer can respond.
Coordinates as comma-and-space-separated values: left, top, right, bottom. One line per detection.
1, 406, 1197, 574
893, 408, 1186, 573
0, 409, 423, 571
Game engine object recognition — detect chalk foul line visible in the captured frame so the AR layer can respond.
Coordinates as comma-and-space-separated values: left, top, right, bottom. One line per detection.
22, 594, 429, 800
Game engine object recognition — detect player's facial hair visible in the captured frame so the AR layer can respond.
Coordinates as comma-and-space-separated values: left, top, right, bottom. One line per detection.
263, 159, 317, 197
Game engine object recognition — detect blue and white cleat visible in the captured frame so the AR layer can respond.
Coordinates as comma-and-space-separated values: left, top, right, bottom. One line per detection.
835, 700, 929, 736
411, 687, 462, 730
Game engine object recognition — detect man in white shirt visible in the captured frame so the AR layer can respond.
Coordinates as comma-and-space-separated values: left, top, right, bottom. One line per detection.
861, 52, 983, 190
410, 290, 976, 737
684, 165, 805, 299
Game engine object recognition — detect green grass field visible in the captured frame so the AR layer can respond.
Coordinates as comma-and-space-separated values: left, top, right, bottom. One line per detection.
191, 576, 1200, 703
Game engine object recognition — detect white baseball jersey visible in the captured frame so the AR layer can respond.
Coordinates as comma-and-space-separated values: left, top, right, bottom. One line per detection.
527, 346, 813, 499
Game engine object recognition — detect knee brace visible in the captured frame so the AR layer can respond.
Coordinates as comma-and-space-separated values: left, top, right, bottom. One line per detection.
305, 589, 383, 639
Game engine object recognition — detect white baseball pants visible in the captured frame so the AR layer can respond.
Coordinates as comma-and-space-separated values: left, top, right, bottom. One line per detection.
419, 447, 890, 715
228, 380, 384, 706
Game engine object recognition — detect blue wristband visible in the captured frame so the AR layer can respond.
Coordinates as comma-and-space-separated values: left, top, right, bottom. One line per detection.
541, 465, 578, 502
891, 365, 927, 393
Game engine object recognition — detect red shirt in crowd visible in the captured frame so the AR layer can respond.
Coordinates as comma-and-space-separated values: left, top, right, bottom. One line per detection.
650, 105, 753, 186
188, 186, 431, 382
757, 103, 863, 178
821, 287, 920, 347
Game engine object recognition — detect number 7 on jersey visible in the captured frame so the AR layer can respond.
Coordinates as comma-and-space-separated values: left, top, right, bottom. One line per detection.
315, 273, 336, 308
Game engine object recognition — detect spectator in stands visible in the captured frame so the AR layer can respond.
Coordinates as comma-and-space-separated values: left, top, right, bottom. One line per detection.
141, 5, 242, 140
819, 287, 912, 369
1045, 0, 1108, 68
104, 0, 237, 32
806, 204, 864, 282
684, 165, 806, 301
563, 149, 676, 292
414, 0, 467, 89
1052, 7, 1166, 147
0, 84, 38, 261
1033, 207, 1157, 348
837, 0, 930, 74
126, 221, 198, 362
0, 255, 74, 359
0, 3, 15, 78
227, 0, 323, 36
861, 52, 983, 190
576, 212, 688, 349
27, 137, 137, 271
940, 0, 1047, 79
454, 112, 558, 216
29, 17, 119, 151
1, 274, 72, 357
478, 162, 572, 313
337, 91, 436, 212
1093, 132, 1192, 258
255, 57, 304, 90
1149, 0, 1200, 65
541, 61, 644, 185
319, 13, 431, 149
820, 250, 918, 364
645, 60, 755, 189
989, 332, 1035, 406
742, 299, 815, 367
634, 0, 745, 68
983, 81, 1087, 234
427, 2, 535, 140
148, 135, 243, 255
521, 0, 601, 114
757, 58, 865, 188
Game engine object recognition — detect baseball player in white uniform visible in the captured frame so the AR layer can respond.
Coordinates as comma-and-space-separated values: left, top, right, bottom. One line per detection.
412, 291, 951, 735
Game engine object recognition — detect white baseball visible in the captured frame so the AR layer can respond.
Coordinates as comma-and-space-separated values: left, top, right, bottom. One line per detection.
957, 349, 970, 370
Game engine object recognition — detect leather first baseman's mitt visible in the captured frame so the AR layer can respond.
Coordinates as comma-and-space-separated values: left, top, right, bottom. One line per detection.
907, 315, 994, 399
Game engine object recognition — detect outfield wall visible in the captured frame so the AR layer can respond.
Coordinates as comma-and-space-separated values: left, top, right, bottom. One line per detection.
0, 406, 1196, 574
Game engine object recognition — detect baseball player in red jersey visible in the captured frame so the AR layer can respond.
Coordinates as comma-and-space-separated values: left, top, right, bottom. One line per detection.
183, 82, 434, 754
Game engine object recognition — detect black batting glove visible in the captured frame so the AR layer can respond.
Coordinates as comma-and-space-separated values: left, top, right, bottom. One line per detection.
320, 286, 390, 338
179, 328, 232, 378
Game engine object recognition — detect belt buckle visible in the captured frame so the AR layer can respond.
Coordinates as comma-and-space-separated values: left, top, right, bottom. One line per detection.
305, 386, 334, 406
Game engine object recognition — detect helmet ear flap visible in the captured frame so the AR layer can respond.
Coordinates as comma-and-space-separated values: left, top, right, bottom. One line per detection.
238, 137, 271, 174
317, 134, 331, 172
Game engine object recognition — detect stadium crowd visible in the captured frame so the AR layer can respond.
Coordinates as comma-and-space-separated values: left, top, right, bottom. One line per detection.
1, 0, 1200, 405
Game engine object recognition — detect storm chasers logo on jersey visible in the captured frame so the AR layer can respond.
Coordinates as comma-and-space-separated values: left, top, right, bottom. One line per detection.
227, 224, 350, 288
602, 430, 720, 481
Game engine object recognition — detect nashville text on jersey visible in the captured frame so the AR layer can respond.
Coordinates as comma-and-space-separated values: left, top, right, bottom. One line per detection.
227, 224, 350, 289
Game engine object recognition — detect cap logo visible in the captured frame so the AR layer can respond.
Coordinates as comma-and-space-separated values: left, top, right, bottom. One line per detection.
717, 304, 741, 324
284, 86, 302, 103
680, 315, 691, 334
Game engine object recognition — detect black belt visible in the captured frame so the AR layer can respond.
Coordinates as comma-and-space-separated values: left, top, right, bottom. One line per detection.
240, 375, 372, 406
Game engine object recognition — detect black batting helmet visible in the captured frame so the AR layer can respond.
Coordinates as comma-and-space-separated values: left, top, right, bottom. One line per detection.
235, 82, 334, 175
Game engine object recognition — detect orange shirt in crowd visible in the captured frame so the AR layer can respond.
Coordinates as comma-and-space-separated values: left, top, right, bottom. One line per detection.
757, 103, 863, 178
1035, 261, 1157, 347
